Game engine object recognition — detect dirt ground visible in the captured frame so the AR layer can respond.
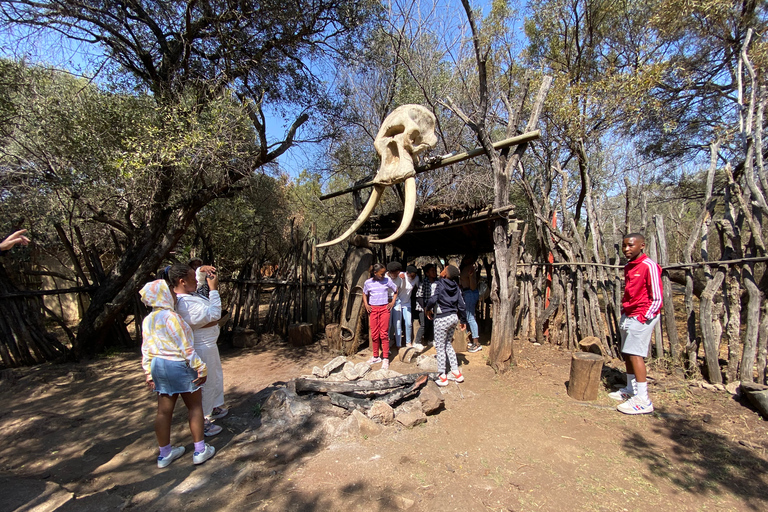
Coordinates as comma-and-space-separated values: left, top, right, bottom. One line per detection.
2, 336, 768, 512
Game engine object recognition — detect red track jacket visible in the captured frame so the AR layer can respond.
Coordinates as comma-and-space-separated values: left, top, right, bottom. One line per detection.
621, 253, 663, 324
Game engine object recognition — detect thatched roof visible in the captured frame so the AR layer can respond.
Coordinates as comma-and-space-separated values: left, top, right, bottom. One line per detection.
359, 204, 517, 256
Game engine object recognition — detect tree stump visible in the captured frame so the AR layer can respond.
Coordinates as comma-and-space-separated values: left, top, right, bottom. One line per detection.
288, 323, 313, 347
578, 336, 604, 357
567, 352, 603, 401
325, 323, 342, 352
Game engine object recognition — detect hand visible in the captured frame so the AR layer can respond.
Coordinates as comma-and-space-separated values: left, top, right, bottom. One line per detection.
206, 271, 219, 291
439, 267, 447, 278
0, 229, 30, 252
145, 375, 155, 391
199, 265, 216, 273
193, 373, 207, 386
459, 323, 466, 331
426, 310, 434, 320
387, 300, 395, 311
364, 303, 372, 313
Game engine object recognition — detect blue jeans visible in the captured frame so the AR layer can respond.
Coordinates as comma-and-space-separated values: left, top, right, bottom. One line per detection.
390, 298, 413, 347
463, 288, 479, 340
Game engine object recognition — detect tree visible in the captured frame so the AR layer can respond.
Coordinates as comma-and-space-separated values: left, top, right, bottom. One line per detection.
1, 0, 378, 355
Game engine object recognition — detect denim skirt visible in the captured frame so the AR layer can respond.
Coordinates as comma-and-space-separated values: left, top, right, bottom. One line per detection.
150, 357, 201, 395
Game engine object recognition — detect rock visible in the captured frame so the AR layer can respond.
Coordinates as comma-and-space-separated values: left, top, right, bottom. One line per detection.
725, 381, 741, 396
418, 380, 444, 415
287, 322, 314, 347
368, 401, 395, 424
335, 414, 360, 437
396, 409, 427, 428
324, 356, 348, 374
232, 327, 258, 348
353, 409, 383, 437
700, 382, 717, 391
354, 362, 371, 378
368, 369, 402, 380
416, 354, 438, 372
702, 414, 712, 423
740, 382, 768, 419
343, 362, 360, 381
262, 387, 312, 419
312, 366, 328, 378
395, 401, 427, 428
578, 336, 604, 356
393, 495, 415, 510
714, 383, 726, 392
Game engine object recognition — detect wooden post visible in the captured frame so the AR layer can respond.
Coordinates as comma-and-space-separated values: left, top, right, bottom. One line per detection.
567, 352, 603, 401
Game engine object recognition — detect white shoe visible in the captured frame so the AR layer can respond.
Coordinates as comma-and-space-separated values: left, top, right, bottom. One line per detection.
204, 419, 222, 437
193, 443, 215, 464
435, 374, 449, 387
157, 446, 185, 468
208, 406, 228, 420
608, 387, 633, 401
617, 395, 654, 415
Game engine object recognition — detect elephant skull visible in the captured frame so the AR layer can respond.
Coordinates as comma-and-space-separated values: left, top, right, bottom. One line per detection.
317, 104, 437, 248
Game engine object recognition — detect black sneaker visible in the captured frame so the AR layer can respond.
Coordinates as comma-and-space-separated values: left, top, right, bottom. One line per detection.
467, 343, 482, 353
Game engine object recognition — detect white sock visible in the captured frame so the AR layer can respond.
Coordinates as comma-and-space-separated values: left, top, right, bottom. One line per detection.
626, 374, 636, 394
636, 381, 649, 402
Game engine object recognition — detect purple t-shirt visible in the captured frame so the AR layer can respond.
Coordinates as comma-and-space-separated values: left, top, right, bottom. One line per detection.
363, 276, 397, 306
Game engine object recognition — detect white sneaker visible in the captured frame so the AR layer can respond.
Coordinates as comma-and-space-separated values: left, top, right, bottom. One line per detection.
192, 443, 215, 465
608, 387, 633, 401
367, 356, 382, 364
381, 359, 389, 370
435, 374, 449, 387
208, 406, 228, 420
447, 370, 464, 383
617, 395, 654, 415
157, 446, 185, 468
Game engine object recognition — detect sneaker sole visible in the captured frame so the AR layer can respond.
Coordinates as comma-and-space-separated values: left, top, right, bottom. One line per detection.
617, 404, 654, 415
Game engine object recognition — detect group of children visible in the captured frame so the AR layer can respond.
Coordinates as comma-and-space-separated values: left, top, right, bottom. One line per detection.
140, 232, 662, 469
361, 232, 663, 415
363, 260, 471, 386
140, 260, 229, 469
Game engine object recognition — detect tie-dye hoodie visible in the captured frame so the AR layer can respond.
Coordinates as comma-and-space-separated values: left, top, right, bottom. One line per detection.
140, 280, 207, 378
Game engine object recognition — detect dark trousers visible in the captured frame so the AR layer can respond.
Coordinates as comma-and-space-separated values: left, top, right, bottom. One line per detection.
414, 309, 433, 344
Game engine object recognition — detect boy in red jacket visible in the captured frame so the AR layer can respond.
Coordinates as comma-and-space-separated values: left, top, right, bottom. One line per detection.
610, 233, 663, 414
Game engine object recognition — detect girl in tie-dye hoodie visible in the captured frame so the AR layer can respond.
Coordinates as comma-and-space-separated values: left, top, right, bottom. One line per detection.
139, 279, 215, 467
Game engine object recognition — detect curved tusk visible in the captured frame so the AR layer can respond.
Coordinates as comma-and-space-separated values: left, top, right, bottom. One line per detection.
316, 185, 384, 248
371, 177, 416, 244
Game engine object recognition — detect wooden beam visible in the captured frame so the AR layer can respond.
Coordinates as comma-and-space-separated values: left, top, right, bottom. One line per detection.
319, 130, 541, 200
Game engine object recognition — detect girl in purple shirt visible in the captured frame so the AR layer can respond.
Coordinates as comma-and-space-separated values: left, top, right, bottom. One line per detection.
362, 263, 398, 369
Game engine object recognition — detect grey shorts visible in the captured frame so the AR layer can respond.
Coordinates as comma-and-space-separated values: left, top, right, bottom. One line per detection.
619, 314, 660, 357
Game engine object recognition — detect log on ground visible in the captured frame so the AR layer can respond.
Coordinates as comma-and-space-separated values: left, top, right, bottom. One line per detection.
294, 372, 438, 394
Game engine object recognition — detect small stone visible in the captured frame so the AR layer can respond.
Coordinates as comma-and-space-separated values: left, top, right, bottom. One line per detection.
324, 356, 348, 374
725, 381, 741, 396
354, 362, 371, 378
714, 383, 726, 392
311, 366, 329, 378
702, 414, 712, 423
342, 362, 359, 381
353, 409, 383, 437
368, 401, 395, 424
393, 495, 415, 510
418, 380, 445, 415
532, 342, 541, 346
416, 354, 438, 372
335, 414, 359, 437
396, 409, 427, 428
700, 382, 716, 391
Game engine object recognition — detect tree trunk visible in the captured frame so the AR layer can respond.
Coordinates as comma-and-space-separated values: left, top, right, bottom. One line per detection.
699, 268, 726, 384
740, 265, 761, 383
654, 215, 680, 361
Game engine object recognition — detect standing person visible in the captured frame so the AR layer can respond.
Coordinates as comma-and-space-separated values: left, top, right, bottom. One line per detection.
426, 265, 467, 386
414, 263, 438, 349
460, 254, 481, 353
386, 261, 404, 348
168, 264, 228, 436
610, 233, 663, 415
398, 265, 420, 348
362, 263, 398, 369
139, 279, 215, 467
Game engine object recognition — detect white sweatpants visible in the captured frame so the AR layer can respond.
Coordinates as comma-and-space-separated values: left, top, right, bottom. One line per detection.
194, 325, 225, 417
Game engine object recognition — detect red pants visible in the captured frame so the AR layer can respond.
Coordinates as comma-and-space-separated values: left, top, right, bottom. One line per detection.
369, 305, 391, 359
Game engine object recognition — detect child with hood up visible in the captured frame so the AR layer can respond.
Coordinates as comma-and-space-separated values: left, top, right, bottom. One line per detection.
140, 279, 215, 468
426, 265, 467, 386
